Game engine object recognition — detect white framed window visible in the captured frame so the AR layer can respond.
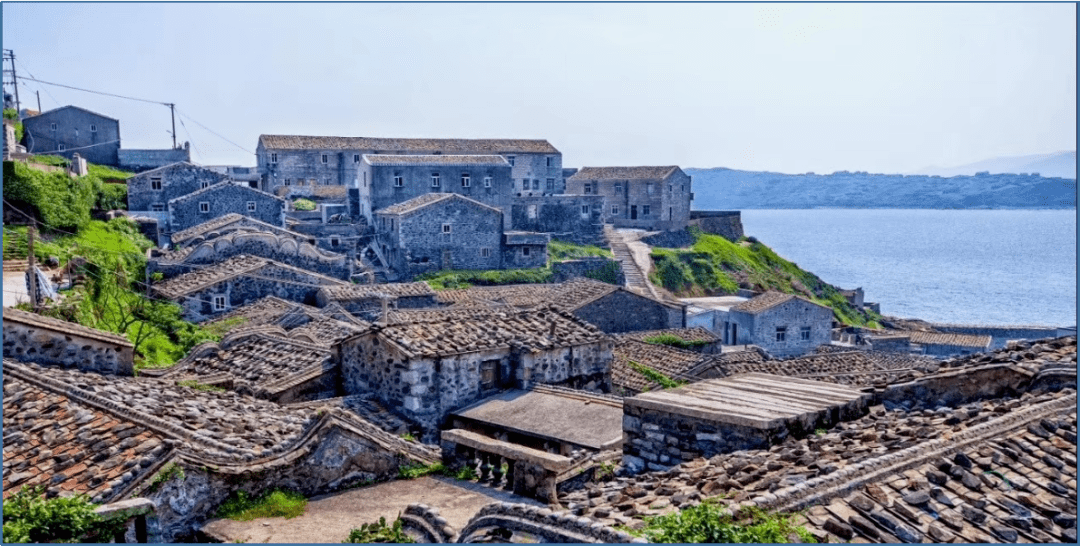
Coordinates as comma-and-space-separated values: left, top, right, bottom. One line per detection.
353, 154, 360, 163
150, 177, 162, 190
484, 176, 492, 188
507, 156, 516, 166
58, 144, 65, 152
247, 201, 256, 212
284, 178, 292, 186
321, 154, 328, 164
270, 153, 277, 163
90, 124, 97, 132
481, 248, 491, 258
611, 205, 619, 215
50, 123, 57, 130
201, 180, 211, 189
393, 175, 404, 187
614, 183, 622, 193
642, 205, 651, 216
800, 326, 811, 341
776, 327, 787, 342
546, 156, 553, 167
199, 202, 210, 213
581, 205, 590, 216
431, 173, 441, 187
442, 223, 451, 234
151, 203, 165, 212
213, 295, 227, 311
461, 174, 471, 187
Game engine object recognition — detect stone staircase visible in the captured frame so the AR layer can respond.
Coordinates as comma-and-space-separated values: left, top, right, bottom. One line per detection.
604, 226, 660, 299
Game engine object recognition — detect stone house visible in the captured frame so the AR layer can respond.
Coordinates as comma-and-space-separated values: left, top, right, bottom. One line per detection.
2, 307, 135, 375
21, 105, 121, 166
256, 135, 564, 196
315, 281, 438, 320
565, 166, 693, 231
717, 291, 834, 357
170, 212, 312, 248
907, 331, 992, 357
168, 182, 286, 234
508, 194, 606, 246
117, 145, 191, 172
502, 232, 549, 269
127, 162, 229, 212
334, 305, 613, 438
357, 154, 514, 224
151, 254, 349, 321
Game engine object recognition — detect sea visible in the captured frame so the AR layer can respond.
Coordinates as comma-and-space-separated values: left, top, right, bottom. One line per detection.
739, 209, 1077, 327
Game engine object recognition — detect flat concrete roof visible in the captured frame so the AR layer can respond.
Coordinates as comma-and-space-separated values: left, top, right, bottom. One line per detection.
681, 296, 749, 313
625, 373, 868, 430
451, 389, 624, 450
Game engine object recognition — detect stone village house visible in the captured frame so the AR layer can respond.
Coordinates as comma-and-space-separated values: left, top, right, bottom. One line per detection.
168, 182, 286, 235
20, 105, 121, 166
715, 291, 834, 357
565, 166, 693, 231
127, 162, 229, 213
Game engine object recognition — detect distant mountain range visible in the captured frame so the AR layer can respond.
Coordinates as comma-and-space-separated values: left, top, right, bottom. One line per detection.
912, 151, 1076, 179
686, 166, 1076, 210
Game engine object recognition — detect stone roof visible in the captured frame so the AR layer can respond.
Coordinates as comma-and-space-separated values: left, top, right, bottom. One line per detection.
3, 307, 133, 348
435, 278, 626, 312
719, 350, 936, 388
318, 282, 436, 302
152, 255, 347, 299
376, 192, 503, 216
168, 180, 285, 205
358, 305, 609, 358
612, 340, 706, 395
286, 395, 414, 435
32, 105, 118, 122
731, 291, 822, 314
282, 312, 370, 346
128, 161, 221, 180
168, 213, 309, 249
384, 303, 520, 324
199, 295, 305, 328
617, 327, 720, 345
363, 154, 510, 167
259, 135, 559, 154
568, 166, 680, 181
907, 330, 993, 348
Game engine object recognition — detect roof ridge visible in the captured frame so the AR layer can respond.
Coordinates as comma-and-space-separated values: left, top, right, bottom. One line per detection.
168, 181, 285, 204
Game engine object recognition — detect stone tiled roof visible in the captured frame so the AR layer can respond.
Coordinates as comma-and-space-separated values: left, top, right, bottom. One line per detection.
435, 278, 625, 312
34, 105, 118, 122
730, 290, 814, 314
286, 395, 413, 435
199, 296, 306, 328
617, 327, 720, 345
612, 340, 706, 395
259, 135, 559, 154
363, 154, 510, 167
2, 373, 171, 503
168, 180, 285, 205
284, 313, 370, 346
170, 213, 249, 244
152, 255, 347, 299
3, 308, 133, 348
719, 350, 933, 388
568, 166, 680, 181
318, 282, 436, 301
907, 330, 993, 348
129, 161, 220, 180
385, 304, 519, 324
167, 215, 308, 250
363, 305, 608, 358
377, 192, 503, 216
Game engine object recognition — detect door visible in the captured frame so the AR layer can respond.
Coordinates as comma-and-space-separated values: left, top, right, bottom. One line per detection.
732, 323, 738, 345
630, 205, 638, 220
442, 249, 452, 269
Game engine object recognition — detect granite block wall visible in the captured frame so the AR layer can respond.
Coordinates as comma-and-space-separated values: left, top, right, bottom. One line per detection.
509, 195, 606, 245
2, 321, 135, 375
22, 107, 120, 166
118, 147, 191, 173
688, 211, 744, 241
170, 184, 285, 233
128, 164, 228, 212
573, 290, 684, 334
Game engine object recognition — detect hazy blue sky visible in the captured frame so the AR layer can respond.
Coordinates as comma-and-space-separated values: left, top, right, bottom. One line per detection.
2, 2, 1075, 174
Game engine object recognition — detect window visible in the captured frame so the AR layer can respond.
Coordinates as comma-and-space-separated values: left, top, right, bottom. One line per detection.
321, 154, 328, 164
90, 124, 97, 132
546, 156, 554, 167
532, 179, 539, 190
74, 129, 78, 138
527, 204, 538, 219
461, 174, 471, 187
247, 201, 256, 212
646, 182, 655, 195
481, 248, 491, 258
353, 154, 360, 163
330, 237, 340, 248
581, 205, 590, 215
201, 180, 211, 189
522, 247, 531, 256
270, 153, 277, 163
546, 178, 554, 191
642, 205, 651, 216
150, 177, 162, 190
151, 203, 164, 212
58, 144, 65, 152
213, 295, 226, 311
584, 183, 592, 195
484, 176, 492, 188
431, 173, 441, 187
614, 183, 622, 193
393, 175, 404, 187
776, 327, 787, 342
199, 202, 210, 213
390, 218, 395, 230
50, 123, 57, 130
507, 156, 515, 167
284, 178, 292, 186
442, 223, 452, 234
800, 327, 811, 341
480, 359, 498, 390
611, 205, 619, 215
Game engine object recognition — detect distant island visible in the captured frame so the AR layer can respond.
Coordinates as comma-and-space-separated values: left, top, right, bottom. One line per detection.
687, 167, 1077, 209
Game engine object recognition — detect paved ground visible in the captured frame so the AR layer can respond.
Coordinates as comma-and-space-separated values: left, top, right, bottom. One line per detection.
3, 270, 30, 307
200, 476, 543, 543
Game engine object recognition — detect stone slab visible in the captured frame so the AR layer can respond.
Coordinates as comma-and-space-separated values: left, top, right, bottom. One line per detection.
451, 389, 623, 450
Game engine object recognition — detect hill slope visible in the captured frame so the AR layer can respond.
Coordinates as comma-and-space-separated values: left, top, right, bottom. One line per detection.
913, 151, 1076, 179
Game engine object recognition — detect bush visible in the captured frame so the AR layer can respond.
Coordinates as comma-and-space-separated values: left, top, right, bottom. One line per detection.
397, 462, 444, 479
3, 160, 97, 231
642, 334, 709, 350
215, 489, 308, 522
2, 485, 124, 543
343, 516, 415, 543
292, 198, 317, 211
634, 501, 816, 543
96, 183, 128, 211
4, 107, 23, 142
417, 267, 553, 290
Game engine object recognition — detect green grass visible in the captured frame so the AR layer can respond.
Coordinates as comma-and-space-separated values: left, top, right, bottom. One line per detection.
397, 462, 444, 479
649, 228, 880, 327
292, 198, 317, 211
177, 380, 226, 393
547, 239, 612, 262
642, 334, 709, 350
631, 501, 816, 543
87, 163, 134, 180
343, 516, 415, 543
215, 489, 308, 522
628, 361, 686, 389
417, 267, 553, 290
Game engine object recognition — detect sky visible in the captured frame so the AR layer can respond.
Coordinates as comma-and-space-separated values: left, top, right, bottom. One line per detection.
1, 2, 1075, 174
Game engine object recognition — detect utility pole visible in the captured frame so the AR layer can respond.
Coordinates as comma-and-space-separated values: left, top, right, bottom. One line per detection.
26, 222, 38, 312
168, 103, 176, 149
35, 90, 40, 112
3, 50, 20, 113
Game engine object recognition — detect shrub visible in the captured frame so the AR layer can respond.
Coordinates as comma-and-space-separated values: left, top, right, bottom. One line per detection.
628, 361, 685, 389
397, 462, 444, 479
635, 501, 816, 543
177, 380, 226, 393
642, 334, 709, 350
147, 463, 186, 493
215, 489, 307, 522
343, 516, 415, 543
417, 267, 553, 290
4, 107, 23, 142
3, 160, 97, 231
582, 260, 622, 285
2, 485, 124, 543
292, 198, 317, 211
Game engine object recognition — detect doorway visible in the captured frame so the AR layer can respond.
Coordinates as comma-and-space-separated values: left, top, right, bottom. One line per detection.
630, 205, 638, 220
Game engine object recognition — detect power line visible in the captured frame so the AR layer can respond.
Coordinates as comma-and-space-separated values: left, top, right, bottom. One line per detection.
177, 116, 203, 161
15, 75, 169, 106
14, 59, 60, 110
175, 108, 254, 155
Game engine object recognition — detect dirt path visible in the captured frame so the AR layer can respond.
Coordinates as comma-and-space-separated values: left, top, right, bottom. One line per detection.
200, 476, 544, 543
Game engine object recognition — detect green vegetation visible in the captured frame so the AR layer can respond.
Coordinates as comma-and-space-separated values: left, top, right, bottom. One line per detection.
4, 107, 23, 142
594, 461, 617, 481
417, 267, 553, 290
650, 228, 881, 327
814, 428, 827, 436
628, 361, 685, 389
547, 239, 612, 262
292, 198, 317, 211
177, 380, 227, 393
400, 432, 416, 442
215, 489, 308, 522
630, 501, 816, 544
2, 485, 125, 543
447, 465, 478, 481
642, 334, 709, 350
2, 159, 133, 232
147, 463, 186, 493
397, 462, 444, 479
343, 516, 415, 543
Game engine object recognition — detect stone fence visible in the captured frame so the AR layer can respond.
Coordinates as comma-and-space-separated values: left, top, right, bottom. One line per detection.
94, 498, 162, 543
441, 428, 572, 504
688, 210, 744, 241
401, 502, 646, 543
551, 257, 625, 285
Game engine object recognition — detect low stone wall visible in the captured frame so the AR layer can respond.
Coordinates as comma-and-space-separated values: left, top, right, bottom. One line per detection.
878, 363, 1035, 410
94, 498, 162, 543
689, 210, 744, 241
2, 318, 135, 375
118, 148, 191, 172
441, 429, 571, 504
929, 324, 1062, 349
551, 257, 625, 285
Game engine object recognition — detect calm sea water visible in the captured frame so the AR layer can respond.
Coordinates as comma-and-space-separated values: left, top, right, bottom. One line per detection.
740, 210, 1077, 327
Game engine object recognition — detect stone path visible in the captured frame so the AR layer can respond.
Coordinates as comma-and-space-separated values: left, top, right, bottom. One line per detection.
200, 476, 543, 543
605, 227, 661, 299
3, 270, 29, 307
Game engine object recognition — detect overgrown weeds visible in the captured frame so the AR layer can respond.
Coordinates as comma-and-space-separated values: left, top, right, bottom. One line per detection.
630, 501, 816, 543
215, 489, 308, 522
397, 462, 444, 479
642, 334, 709, 350
2, 485, 124, 543
343, 515, 415, 543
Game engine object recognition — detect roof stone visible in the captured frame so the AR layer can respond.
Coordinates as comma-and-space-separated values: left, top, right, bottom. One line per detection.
568, 166, 680, 181
3, 307, 133, 347
259, 135, 559, 154
363, 154, 510, 167
376, 192, 503, 216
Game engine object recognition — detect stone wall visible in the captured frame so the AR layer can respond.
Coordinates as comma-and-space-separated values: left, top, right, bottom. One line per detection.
148, 231, 354, 280
641, 228, 694, 248
2, 319, 134, 375
128, 163, 228, 212
929, 324, 1062, 350
22, 106, 120, 166
518, 341, 614, 393
287, 222, 366, 253
573, 291, 684, 334
175, 264, 344, 322
170, 184, 285, 234
363, 163, 514, 224
689, 211, 744, 241
727, 298, 833, 357
379, 197, 503, 276
566, 169, 692, 231
867, 335, 911, 353
118, 147, 191, 173
551, 258, 625, 285
509, 195, 606, 246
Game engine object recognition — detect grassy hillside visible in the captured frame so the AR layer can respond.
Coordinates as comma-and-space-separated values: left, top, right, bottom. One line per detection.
3, 158, 129, 231
650, 228, 880, 327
